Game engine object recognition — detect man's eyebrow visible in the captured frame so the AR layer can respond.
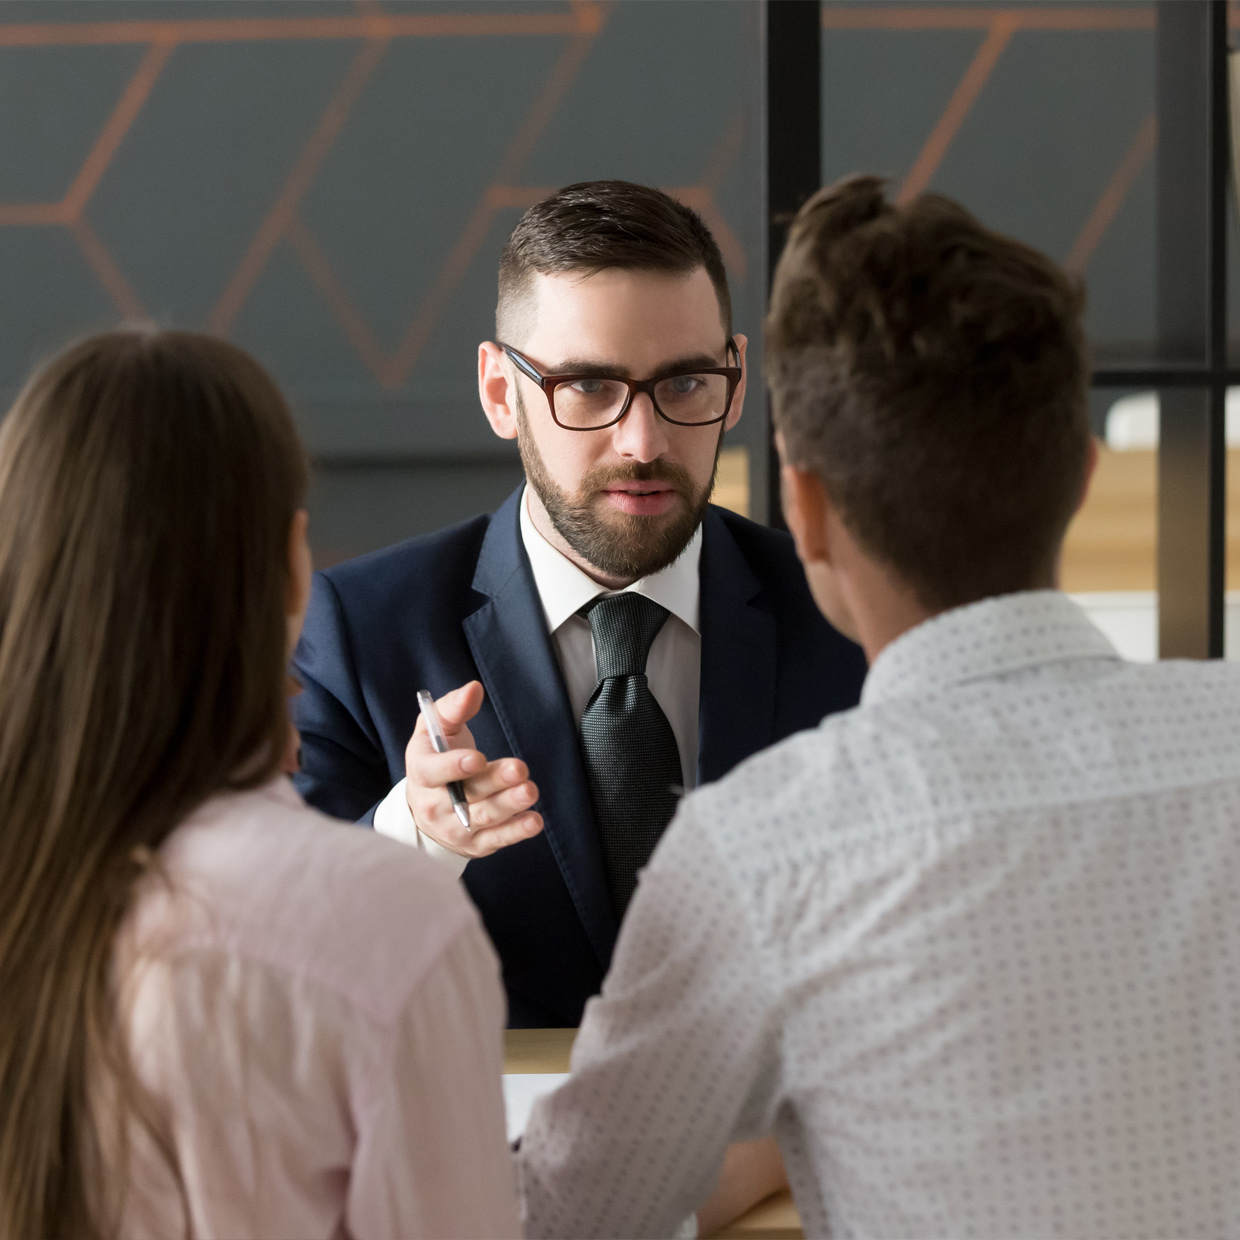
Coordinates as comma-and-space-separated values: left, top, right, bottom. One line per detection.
549, 351, 730, 378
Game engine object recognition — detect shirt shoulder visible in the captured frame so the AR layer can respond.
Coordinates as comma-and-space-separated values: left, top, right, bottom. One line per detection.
131, 780, 482, 1024
684, 656, 1240, 882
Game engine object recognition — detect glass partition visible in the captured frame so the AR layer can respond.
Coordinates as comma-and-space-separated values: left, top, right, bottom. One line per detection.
822, 0, 1224, 659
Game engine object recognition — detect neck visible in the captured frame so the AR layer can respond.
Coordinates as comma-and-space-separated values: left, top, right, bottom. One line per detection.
851, 594, 937, 664
524, 486, 637, 590
845, 571, 1058, 664
830, 557, 937, 664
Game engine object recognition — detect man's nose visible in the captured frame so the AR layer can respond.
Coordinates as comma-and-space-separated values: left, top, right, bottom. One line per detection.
610, 392, 668, 462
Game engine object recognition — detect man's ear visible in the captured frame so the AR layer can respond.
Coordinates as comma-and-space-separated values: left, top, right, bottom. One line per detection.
724, 333, 748, 432
780, 461, 832, 569
478, 342, 519, 440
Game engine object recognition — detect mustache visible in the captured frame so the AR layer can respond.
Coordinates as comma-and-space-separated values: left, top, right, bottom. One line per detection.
579, 460, 695, 497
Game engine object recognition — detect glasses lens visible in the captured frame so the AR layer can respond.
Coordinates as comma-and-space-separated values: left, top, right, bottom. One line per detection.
553, 378, 632, 428
653, 373, 732, 424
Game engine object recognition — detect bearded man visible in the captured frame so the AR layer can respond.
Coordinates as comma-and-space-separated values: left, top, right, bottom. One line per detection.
292, 181, 866, 1027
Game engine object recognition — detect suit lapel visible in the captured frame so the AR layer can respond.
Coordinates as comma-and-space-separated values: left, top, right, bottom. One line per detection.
697, 507, 778, 785
463, 489, 618, 966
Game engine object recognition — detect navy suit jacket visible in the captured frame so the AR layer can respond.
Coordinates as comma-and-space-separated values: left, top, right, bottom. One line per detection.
292, 487, 867, 1026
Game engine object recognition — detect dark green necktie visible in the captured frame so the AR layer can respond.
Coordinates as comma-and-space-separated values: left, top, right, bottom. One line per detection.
579, 593, 683, 916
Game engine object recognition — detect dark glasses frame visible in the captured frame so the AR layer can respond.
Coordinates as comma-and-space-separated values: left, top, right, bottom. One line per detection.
497, 340, 742, 431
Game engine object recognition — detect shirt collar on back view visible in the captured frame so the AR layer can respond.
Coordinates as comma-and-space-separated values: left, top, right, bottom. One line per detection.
862, 590, 1122, 708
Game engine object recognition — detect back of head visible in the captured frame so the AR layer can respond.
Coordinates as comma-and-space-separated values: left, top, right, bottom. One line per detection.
0, 328, 307, 1240
496, 179, 732, 342
766, 174, 1090, 612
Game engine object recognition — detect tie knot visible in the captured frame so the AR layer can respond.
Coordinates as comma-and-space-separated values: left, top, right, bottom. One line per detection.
582, 593, 670, 680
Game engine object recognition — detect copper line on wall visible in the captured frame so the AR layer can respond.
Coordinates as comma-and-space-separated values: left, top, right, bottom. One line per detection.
69, 217, 146, 317
61, 38, 176, 221
485, 186, 557, 210
0, 11, 587, 49
700, 108, 746, 195
380, 2, 610, 388
677, 189, 747, 280
0, 0, 794, 382
1065, 111, 1156, 273
286, 217, 389, 382
821, 6, 1153, 32
0, 202, 60, 226
0, 38, 174, 225
207, 35, 389, 336
896, 14, 1017, 205
686, 107, 748, 277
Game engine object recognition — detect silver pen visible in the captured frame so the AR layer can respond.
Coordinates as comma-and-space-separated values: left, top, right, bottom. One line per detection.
416, 690, 471, 831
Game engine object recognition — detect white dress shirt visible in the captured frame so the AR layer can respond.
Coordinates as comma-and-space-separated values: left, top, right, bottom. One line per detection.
518, 591, 1240, 1239
375, 487, 702, 874
115, 778, 518, 1239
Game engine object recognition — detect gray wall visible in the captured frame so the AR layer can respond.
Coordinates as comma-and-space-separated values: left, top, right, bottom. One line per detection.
0, 0, 765, 564
5, 0, 1232, 558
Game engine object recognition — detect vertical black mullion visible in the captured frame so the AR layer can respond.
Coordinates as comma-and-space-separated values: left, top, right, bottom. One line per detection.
1207, 0, 1228, 656
1156, 0, 1214, 658
763, 0, 821, 528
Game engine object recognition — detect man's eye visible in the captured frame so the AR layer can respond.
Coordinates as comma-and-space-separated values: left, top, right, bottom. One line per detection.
572, 379, 604, 395
669, 376, 701, 395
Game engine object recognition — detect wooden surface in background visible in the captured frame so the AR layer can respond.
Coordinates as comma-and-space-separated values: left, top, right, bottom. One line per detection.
504, 1026, 575, 1073
1014, 444, 1240, 594
711, 445, 750, 518
1060, 447, 1157, 592
714, 443, 1240, 595
502, 1029, 804, 1239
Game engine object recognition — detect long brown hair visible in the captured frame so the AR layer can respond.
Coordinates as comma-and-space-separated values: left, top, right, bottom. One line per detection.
0, 329, 308, 1240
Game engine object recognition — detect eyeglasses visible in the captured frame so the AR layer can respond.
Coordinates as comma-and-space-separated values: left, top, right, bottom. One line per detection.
498, 340, 742, 431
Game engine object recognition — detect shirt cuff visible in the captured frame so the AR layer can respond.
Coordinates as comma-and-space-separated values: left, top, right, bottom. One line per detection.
373, 778, 469, 879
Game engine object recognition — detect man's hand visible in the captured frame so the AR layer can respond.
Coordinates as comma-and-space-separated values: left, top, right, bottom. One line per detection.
405, 681, 544, 858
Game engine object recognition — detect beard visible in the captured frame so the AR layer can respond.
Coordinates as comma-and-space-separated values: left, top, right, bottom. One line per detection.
515, 390, 722, 581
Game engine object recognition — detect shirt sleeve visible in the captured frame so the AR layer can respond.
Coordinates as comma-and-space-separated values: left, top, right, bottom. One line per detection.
347, 919, 519, 1240
516, 804, 784, 1239
372, 778, 469, 879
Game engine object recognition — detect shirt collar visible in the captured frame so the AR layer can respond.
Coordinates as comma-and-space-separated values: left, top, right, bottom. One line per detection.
519, 485, 702, 635
862, 590, 1121, 708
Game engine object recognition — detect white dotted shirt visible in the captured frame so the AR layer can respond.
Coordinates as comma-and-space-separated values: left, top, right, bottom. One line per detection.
517, 590, 1240, 1239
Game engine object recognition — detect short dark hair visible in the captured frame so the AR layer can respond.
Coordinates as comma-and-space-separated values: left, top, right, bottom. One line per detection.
766, 174, 1090, 612
497, 180, 732, 342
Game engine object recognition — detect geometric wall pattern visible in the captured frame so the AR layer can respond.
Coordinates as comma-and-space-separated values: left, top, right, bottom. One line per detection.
5, 0, 1227, 560
0, 0, 764, 561
822, 2, 1161, 365
0, 0, 764, 457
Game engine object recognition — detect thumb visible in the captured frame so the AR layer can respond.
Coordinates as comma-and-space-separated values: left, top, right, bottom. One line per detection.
435, 680, 485, 732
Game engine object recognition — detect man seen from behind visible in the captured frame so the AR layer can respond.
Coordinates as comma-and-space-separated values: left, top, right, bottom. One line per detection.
516, 175, 1240, 1237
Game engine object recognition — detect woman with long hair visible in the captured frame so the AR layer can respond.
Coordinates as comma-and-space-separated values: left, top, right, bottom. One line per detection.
0, 329, 518, 1240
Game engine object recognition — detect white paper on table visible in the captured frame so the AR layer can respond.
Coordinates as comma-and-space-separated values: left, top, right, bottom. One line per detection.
502, 1073, 569, 1143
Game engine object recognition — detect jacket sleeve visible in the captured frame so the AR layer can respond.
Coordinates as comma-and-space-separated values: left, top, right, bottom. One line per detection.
292, 571, 393, 823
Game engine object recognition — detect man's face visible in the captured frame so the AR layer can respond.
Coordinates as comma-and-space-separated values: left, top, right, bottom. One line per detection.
479, 266, 747, 584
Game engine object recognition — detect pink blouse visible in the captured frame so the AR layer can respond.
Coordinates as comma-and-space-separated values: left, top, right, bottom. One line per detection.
112, 777, 519, 1240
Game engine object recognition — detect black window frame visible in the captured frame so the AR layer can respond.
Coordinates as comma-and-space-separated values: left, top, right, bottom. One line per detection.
766, 0, 1232, 658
